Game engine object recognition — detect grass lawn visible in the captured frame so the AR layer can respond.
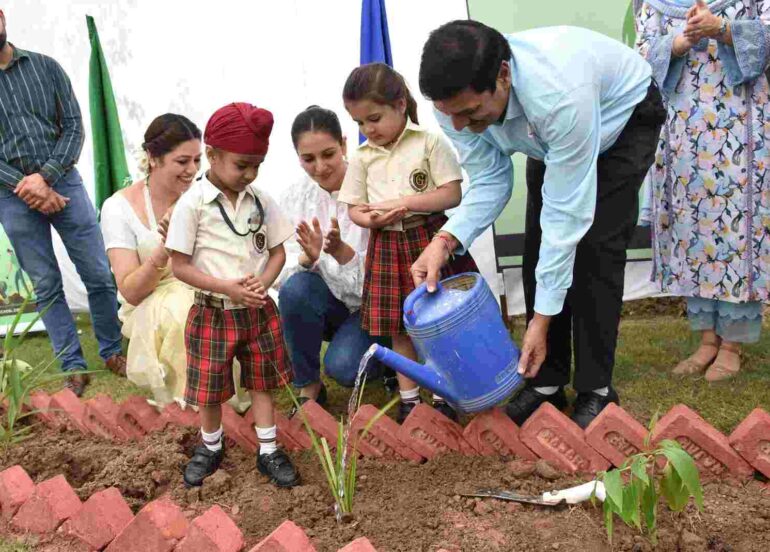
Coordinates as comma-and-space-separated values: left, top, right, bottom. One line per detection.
9, 307, 770, 433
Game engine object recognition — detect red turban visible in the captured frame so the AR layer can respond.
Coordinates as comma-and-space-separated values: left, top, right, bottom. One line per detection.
204, 102, 274, 155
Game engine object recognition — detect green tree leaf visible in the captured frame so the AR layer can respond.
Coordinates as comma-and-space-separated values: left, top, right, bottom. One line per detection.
622, 477, 642, 529
603, 469, 624, 511
662, 446, 704, 510
631, 455, 650, 485
641, 475, 657, 536
603, 499, 615, 543
659, 464, 689, 512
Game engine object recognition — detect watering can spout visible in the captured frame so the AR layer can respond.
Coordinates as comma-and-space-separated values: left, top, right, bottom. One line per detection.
369, 344, 453, 400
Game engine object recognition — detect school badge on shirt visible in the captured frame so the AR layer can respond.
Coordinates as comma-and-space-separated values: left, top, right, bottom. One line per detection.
253, 231, 267, 252
410, 168, 429, 192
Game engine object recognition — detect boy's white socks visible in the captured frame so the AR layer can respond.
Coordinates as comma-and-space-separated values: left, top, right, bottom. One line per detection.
534, 386, 559, 395
202, 426, 223, 452
257, 425, 278, 456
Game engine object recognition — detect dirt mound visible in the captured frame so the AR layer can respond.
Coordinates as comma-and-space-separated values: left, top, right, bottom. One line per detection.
1, 427, 769, 551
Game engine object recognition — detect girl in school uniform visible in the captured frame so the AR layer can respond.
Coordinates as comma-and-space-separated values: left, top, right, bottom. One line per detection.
338, 62, 478, 423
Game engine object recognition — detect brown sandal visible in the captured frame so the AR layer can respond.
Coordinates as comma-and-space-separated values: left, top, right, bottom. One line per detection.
672, 340, 720, 375
105, 354, 127, 377
705, 344, 741, 382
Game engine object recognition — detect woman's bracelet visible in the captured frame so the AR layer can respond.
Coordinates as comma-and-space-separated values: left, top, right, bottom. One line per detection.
432, 233, 455, 260
148, 254, 167, 271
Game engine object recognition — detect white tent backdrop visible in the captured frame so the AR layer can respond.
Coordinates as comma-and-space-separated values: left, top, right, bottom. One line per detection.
4, 0, 502, 312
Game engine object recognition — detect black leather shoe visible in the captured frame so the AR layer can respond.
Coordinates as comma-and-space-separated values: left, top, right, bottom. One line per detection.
184, 444, 225, 487
397, 398, 422, 424
504, 385, 567, 426
64, 373, 90, 398
571, 387, 619, 429
432, 399, 458, 422
258, 449, 301, 488
288, 384, 327, 419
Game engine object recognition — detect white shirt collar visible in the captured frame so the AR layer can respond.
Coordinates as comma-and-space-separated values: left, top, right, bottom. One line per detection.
199, 173, 257, 204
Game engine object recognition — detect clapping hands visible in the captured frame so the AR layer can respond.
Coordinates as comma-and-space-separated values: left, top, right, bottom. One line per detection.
683, 0, 723, 43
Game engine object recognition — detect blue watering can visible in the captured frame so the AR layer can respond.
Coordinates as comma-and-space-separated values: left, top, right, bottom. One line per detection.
370, 272, 523, 413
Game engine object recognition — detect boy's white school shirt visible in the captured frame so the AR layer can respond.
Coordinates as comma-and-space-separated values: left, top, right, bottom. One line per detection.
337, 118, 463, 231
164, 173, 293, 298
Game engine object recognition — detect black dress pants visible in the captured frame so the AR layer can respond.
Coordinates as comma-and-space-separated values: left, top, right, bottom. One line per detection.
522, 83, 666, 392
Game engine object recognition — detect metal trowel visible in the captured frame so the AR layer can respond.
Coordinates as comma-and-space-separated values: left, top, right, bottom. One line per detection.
461, 480, 606, 507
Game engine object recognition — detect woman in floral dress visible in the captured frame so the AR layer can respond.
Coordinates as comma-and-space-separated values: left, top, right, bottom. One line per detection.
637, 0, 770, 380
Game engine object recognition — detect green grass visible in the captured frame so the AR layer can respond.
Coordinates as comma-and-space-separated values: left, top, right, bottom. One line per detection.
9, 309, 770, 433
0, 538, 31, 551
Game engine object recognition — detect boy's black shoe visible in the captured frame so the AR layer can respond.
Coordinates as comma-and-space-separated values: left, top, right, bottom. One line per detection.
432, 399, 458, 422
258, 449, 301, 488
397, 397, 422, 424
184, 444, 225, 487
571, 387, 620, 429
504, 385, 567, 426
288, 383, 327, 419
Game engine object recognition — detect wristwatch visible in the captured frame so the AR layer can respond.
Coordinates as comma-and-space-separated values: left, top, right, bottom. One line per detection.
718, 17, 729, 38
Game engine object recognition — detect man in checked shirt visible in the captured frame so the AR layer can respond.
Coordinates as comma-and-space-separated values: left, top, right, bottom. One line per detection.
0, 9, 125, 396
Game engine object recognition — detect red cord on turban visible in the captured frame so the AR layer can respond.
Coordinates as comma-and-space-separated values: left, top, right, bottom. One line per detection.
204, 102, 274, 155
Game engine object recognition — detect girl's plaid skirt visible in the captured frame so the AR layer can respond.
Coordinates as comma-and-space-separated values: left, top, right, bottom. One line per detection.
184, 297, 291, 406
361, 213, 478, 336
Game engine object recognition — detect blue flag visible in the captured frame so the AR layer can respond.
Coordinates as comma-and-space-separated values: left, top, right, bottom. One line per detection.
360, 0, 393, 66
359, 0, 394, 142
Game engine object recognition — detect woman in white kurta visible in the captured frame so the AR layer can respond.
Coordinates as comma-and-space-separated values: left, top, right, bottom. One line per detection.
275, 106, 387, 412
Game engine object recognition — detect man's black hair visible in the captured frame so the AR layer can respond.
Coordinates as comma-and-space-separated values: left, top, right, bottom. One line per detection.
419, 20, 512, 101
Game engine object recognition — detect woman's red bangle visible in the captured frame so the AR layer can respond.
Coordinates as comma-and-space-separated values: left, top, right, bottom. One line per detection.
433, 233, 455, 259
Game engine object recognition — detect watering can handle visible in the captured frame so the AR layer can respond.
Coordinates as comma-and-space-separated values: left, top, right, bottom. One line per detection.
404, 281, 443, 325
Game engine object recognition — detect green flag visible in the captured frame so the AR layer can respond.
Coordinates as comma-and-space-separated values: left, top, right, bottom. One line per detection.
87, 15, 130, 213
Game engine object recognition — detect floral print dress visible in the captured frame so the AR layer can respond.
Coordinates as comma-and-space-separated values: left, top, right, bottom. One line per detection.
637, 0, 770, 305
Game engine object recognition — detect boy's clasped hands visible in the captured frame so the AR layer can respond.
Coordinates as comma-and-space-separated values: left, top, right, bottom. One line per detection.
226, 274, 267, 308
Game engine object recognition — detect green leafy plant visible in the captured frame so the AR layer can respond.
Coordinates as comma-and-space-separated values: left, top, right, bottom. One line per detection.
284, 378, 399, 522
0, 300, 91, 447
594, 414, 704, 545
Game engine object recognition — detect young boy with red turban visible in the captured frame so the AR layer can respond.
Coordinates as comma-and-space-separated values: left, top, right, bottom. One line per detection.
165, 102, 300, 488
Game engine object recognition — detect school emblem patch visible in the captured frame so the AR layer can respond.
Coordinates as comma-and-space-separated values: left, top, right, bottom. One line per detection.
253, 231, 266, 252
409, 168, 429, 192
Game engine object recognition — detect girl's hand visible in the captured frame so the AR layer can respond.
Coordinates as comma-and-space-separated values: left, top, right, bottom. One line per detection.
684, 0, 721, 41
367, 206, 409, 229
296, 218, 323, 263
362, 198, 407, 213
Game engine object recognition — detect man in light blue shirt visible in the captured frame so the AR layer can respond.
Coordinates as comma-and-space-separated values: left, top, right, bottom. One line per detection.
413, 20, 665, 428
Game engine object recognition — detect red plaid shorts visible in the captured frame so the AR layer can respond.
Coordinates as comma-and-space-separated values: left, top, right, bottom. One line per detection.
184, 297, 292, 406
361, 213, 479, 336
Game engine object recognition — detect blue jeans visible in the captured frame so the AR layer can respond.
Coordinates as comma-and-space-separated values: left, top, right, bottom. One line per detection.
686, 297, 763, 343
279, 271, 384, 388
0, 168, 123, 371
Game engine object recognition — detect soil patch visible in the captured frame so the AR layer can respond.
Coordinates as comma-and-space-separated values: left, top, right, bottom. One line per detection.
1, 426, 769, 551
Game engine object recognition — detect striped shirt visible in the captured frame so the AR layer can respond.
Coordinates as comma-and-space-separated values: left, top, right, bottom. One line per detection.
0, 44, 84, 188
